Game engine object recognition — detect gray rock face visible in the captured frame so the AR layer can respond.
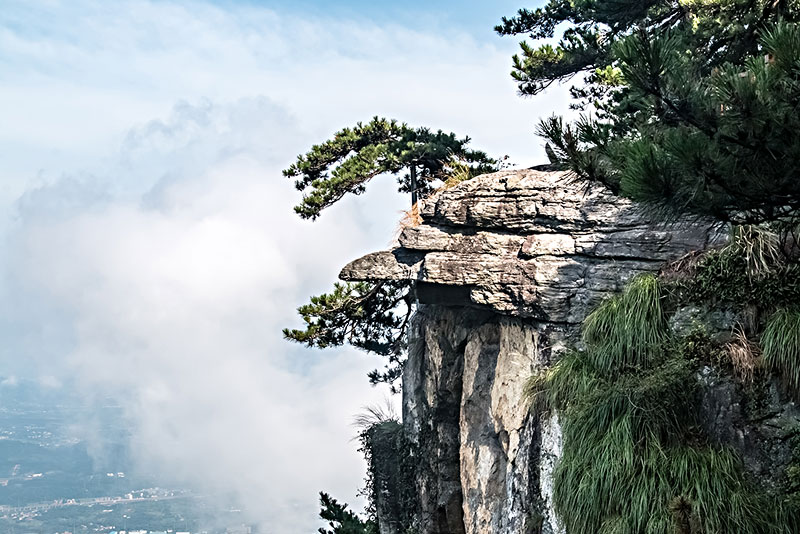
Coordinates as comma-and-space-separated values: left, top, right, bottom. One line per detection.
341, 169, 723, 534
342, 169, 720, 324
402, 306, 474, 534
697, 366, 800, 490
405, 305, 560, 534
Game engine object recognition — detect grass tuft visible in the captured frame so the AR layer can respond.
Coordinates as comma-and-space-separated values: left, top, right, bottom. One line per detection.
684, 224, 800, 309
524, 350, 602, 413
727, 225, 783, 280
762, 309, 800, 397
726, 325, 761, 384
582, 274, 668, 374
533, 272, 789, 533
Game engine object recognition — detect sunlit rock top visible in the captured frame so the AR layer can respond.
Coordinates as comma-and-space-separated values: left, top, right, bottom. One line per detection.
341, 168, 723, 323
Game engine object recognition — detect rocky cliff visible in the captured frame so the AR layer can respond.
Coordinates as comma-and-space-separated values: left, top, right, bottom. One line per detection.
339, 169, 798, 533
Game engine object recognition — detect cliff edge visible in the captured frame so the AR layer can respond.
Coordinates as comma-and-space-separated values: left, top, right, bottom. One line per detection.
339, 169, 797, 534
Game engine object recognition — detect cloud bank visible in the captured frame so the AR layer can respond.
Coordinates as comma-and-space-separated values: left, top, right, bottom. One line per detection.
0, 1, 569, 531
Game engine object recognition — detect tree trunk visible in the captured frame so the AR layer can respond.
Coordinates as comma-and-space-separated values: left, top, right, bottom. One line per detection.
410, 165, 418, 206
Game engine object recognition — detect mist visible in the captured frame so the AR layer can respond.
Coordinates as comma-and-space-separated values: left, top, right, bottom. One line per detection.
0, 1, 567, 531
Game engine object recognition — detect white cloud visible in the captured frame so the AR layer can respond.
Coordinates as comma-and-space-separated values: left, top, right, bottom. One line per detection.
7, 99, 399, 531
0, 1, 571, 531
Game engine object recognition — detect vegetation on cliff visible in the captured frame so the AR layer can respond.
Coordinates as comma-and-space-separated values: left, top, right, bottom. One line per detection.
317, 492, 376, 534
500, 4, 800, 527
283, 117, 495, 220
528, 227, 800, 533
282, 281, 412, 388
317, 405, 416, 534
763, 309, 800, 396
283, 119, 496, 390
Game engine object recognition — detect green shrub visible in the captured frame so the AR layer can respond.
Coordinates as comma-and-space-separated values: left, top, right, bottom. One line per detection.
524, 350, 602, 413
686, 226, 800, 310
356, 407, 416, 534
549, 358, 779, 533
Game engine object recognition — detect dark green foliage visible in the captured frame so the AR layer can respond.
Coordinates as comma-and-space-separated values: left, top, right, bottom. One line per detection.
356, 410, 416, 534
317, 492, 376, 534
499, 4, 800, 226
283, 281, 411, 390
283, 117, 495, 219
678, 327, 727, 365
284, 118, 494, 388
762, 309, 800, 396
530, 273, 786, 533
684, 227, 800, 309
316, 408, 415, 534
497, 1, 794, 101
525, 349, 602, 414
555, 435, 777, 533
785, 429, 800, 529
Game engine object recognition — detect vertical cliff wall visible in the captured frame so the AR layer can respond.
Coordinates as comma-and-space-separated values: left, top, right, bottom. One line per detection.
340, 169, 729, 533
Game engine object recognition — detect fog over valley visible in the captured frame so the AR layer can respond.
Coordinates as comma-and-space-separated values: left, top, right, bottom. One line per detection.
0, 1, 566, 531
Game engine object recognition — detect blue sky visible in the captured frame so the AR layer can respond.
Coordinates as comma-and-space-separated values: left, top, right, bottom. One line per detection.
217, 0, 530, 34
0, 1, 565, 531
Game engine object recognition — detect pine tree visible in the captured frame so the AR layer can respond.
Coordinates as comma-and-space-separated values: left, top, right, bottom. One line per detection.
284, 118, 496, 388
498, 2, 800, 230
283, 116, 495, 219
282, 281, 411, 390
317, 492, 377, 534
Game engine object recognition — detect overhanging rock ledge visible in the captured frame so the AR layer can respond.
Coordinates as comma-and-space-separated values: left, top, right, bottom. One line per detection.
341, 169, 721, 324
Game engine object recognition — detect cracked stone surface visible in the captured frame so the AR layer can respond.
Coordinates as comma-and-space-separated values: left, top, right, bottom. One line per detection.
341, 169, 721, 323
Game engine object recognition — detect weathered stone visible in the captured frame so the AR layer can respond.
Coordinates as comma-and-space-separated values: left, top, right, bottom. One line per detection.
417, 170, 645, 233
539, 414, 564, 534
404, 306, 481, 534
697, 366, 800, 491
669, 305, 739, 339
400, 225, 525, 255
341, 169, 717, 325
574, 226, 713, 260
340, 250, 424, 281
521, 234, 576, 257
404, 306, 562, 534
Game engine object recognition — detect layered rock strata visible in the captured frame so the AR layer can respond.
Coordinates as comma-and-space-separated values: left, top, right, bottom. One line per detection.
342, 170, 721, 324
341, 169, 722, 534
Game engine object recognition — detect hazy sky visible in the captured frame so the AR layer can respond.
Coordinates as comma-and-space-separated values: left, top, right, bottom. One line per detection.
0, 1, 566, 531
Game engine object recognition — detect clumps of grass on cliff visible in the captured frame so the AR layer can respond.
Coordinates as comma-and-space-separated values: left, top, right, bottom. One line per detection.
679, 225, 800, 309
670, 224, 800, 396
317, 405, 417, 534
582, 275, 668, 373
726, 326, 762, 384
529, 273, 783, 533
763, 309, 800, 397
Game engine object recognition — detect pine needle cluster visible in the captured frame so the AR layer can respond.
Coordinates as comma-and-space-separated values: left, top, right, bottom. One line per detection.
763, 309, 800, 397
283, 117, 495, 220
499, 3, 800, 228
282, 281, 412, 389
